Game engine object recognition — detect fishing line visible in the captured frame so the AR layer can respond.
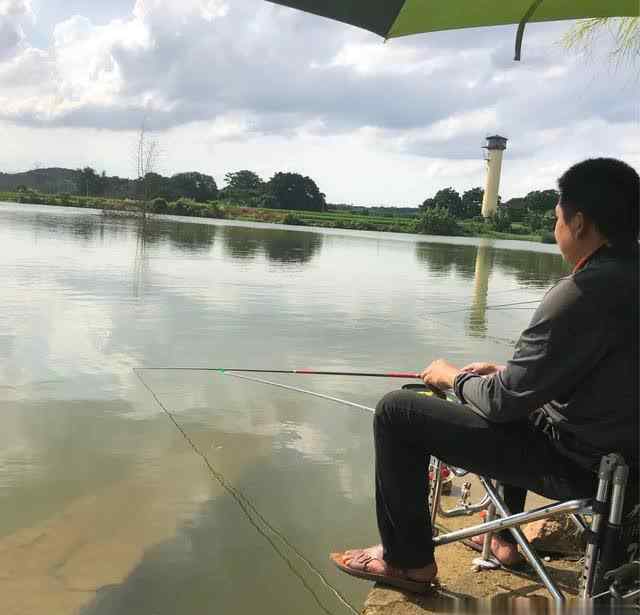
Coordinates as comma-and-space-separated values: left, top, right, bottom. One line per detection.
424, 314, 517, 347
222, 372, 459, 406
426, 299, 541, 316
133, 368, 358, 615
221, 371, 376, 413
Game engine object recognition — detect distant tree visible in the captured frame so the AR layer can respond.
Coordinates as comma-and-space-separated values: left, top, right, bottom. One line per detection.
524, 189, 558, 213
143, 172, 166, 200
133, 117, 161, 214
461, 187, 484, 219
415, 207, 460, 236
75, 167, 104, 197
224, 170, 263, 192
420, 188, 463, 217
525, 211, 546, 232
169, 172, 218, 202
489, 208, 512, 232
222, 170, 264, 205
267, 172, 326, 211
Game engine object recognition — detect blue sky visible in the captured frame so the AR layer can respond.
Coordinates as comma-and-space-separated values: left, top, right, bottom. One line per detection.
1, 0, 637, 204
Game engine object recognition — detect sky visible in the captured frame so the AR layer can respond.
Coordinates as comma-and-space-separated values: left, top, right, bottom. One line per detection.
1, 0, 638, 205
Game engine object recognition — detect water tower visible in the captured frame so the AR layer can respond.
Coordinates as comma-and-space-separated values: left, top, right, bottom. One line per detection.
481, 135, 508, 218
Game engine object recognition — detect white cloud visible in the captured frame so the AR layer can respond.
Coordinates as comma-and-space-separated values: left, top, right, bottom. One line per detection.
0, 1, 637, 204
0, 0, 33, 60
0, 0, 33, 19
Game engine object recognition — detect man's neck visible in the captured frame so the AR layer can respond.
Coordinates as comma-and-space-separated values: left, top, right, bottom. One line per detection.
572, 240, 607, 272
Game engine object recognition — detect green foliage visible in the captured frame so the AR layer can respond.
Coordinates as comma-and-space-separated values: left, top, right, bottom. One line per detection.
282, 212, 306, 226
150, 197, 169, 213
171, 198, 206, 216
562, 17, 640, 70
204, 202, 226, 219
221, 170, 265, 206
525, 211, 545, 231
168, 172, 218, 202
525, 209, 557, 232
267, 172, 326, 211
415, 207, 460, 236
421, 187, 463, 217
141, 172, 165, 200
488, 208, 512, 232
224, 170, 263, 192
524, 189, 559, 213
461, 187, 484, 219
75, 167, 105, 197
541, 231, 557, 244
167, 198, 225, 219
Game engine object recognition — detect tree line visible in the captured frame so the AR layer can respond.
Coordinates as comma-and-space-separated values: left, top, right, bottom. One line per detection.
5, 165, 560, 241
417, 185, 558, 237
67, 167, 327, 212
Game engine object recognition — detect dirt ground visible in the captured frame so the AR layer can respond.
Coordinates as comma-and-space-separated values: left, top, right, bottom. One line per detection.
362, 476, 585, 614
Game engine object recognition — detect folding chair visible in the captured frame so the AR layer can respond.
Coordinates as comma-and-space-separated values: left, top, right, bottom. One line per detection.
428, 452, 639, 607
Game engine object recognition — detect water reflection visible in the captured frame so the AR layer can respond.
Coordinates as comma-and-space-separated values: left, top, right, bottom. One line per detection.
135, 217, 218, 253
77, 420, 365, 615
467, 241, 494, 338
416, 241, 567, 289
1, 203, 575, 615
415, 243, 478, 279
493, 249, 569, 288
221, 226, 323, 264
414, 240, 568, 343
71, 216, 104, 241
130, 217, 218, 296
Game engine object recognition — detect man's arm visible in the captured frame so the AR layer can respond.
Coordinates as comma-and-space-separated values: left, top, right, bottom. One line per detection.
452, 277, 607, 423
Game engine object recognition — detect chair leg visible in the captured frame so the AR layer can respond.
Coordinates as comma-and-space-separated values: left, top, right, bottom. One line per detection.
579, 454, 621, 599
569, 513, 589, 534
481, 478, 566, 606
429, 457, 444, 535
593, 461, 629, 597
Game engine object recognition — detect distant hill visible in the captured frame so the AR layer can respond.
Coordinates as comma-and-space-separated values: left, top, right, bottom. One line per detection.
0, 168, 80, 194
0, 167, 142, 199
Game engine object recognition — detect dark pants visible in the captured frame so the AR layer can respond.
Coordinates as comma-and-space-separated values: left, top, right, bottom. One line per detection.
374, 390, 597, 569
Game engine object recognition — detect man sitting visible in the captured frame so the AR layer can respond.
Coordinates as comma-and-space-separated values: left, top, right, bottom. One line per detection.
331, 158, 639, 593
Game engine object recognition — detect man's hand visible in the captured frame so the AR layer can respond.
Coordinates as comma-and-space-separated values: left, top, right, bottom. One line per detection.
460, 362, 506, 376
421, 359, 461, 391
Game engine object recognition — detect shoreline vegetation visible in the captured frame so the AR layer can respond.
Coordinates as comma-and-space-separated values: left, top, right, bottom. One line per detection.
1, 190, 556, 244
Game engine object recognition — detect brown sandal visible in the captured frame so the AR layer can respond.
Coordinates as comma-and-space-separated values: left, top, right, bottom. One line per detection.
330, 551, 434, 594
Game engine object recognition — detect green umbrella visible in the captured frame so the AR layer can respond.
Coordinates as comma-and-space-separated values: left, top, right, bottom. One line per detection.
266, 0, 638, 60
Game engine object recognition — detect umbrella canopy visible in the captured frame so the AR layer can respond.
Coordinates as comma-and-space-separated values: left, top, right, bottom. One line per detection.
266, 0, 638, 59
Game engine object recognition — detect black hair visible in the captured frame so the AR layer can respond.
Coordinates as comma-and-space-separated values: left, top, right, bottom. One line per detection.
557, 158, 639, 248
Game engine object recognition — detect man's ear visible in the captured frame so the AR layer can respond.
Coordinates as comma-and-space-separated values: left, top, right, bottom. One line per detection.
571, 211, 587, 239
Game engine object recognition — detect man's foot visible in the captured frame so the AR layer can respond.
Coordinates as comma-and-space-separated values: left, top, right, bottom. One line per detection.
331, 545, 437, 594
468, 534, 522, 567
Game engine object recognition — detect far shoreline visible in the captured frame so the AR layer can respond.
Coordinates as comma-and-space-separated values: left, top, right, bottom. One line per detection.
0, 191, 554, 244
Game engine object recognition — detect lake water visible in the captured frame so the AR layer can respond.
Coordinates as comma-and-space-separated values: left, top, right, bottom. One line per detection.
0, 202, 568, 614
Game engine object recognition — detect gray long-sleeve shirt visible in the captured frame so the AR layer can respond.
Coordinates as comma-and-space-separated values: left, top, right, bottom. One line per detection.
454, 245, 639, 471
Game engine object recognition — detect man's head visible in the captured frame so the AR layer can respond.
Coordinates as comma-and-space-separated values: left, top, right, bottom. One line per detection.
555, 158, 639, 265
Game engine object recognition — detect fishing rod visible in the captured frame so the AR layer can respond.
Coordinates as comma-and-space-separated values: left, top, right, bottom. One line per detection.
137, 367, 448, 398
138, 367, 423, 379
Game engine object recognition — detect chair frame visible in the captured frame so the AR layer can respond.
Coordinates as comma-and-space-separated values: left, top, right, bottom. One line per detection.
428, 453, 636, 607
